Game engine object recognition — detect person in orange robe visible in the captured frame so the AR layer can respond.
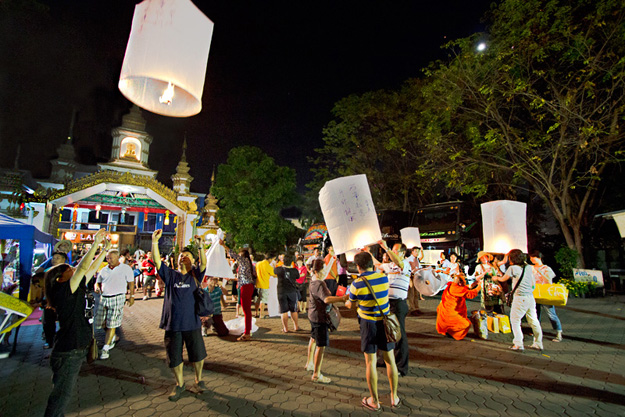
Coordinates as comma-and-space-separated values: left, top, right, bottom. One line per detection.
436, 273, 482, 340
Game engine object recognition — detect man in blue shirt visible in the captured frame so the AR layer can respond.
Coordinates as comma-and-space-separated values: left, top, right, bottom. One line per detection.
151, 229, 207, 401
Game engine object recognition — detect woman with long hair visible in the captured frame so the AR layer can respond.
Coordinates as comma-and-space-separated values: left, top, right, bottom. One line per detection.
222, 241, 256, 341
493, 249, 543, 351
43, 229, 110, 417
304, 259, 348, 383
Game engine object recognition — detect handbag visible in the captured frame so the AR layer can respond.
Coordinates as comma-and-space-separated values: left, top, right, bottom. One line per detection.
361, 276, 402, 343
87, 337, 98, 364
505, 265, 526, 307
192, 271, 214, 317
326, 304, 341, 332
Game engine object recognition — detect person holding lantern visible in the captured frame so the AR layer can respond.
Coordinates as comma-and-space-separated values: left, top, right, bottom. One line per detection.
493, 249, 543, 351
151, 229, 208, 400
222, 240, 256, 341
436, 272, 482, 340
474, 251, 504, 314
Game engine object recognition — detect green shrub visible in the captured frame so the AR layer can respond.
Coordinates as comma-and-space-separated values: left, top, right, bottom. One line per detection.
554, 247, 579, 280
559, 279, 596, 297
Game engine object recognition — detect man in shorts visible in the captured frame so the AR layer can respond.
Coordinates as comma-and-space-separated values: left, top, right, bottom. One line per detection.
255, 253, 275, 318
141, 251, 157, 300
151, 229, 208, 401
95, 249, 135, 360
274, 255, 301, 332
346, 252, 400, 411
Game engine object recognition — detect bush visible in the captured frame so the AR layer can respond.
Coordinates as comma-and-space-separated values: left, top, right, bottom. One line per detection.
559, 279, 597, 297
554, 247, 579, 280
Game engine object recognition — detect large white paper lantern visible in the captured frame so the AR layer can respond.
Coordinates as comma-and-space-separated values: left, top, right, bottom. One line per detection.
118, 0, 214, 117
481, 200, 527, 254
400, 227, 421, 248
319, 174, 382, 255
613, 212, 625, 238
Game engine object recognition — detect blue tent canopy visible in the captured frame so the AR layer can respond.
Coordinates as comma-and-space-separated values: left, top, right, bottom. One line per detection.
0, 213, 57, 300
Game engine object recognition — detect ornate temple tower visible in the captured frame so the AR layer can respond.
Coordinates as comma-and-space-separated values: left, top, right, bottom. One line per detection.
98, 105, 157, 178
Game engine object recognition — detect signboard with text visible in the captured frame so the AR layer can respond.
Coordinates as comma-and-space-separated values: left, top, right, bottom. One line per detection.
573, 269, 604, 287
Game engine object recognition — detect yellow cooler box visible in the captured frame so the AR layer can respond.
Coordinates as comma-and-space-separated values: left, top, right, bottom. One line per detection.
533, 284, 569, 307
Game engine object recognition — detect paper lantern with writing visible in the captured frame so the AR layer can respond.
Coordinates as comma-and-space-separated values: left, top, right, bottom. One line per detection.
118, 0, 214, 117
319, 174, 381, 255
481, 200, 527, 254
400, 227, 421, 248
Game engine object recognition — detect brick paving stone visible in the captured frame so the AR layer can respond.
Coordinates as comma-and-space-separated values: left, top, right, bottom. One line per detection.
132, 409, 155, 417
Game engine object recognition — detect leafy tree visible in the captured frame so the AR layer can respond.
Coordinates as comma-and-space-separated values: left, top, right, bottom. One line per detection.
423, 0, 625, 266
211, 146, 298, 253
308, 79, 443, 214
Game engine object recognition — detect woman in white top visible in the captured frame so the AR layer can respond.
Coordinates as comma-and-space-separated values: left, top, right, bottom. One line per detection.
529, 250, 563, 342
493, 249, 543, 351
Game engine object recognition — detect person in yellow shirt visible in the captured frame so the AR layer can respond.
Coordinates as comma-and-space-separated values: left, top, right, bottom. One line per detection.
255, 253, 276, 318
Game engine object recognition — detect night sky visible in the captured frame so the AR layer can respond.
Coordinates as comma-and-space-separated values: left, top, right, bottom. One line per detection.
1, 0, 493, 193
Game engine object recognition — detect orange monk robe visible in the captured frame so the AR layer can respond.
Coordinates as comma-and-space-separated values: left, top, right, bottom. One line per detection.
436, 281, 480, 340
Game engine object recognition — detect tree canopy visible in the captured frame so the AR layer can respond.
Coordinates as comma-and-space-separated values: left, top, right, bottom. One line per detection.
308, 0, 625, 266
422, 0, 625, 265
212, 146, 298, 253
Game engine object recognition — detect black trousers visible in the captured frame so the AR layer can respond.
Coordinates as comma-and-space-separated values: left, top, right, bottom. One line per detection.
42, 308, 57, 346
389, 298, 409, 376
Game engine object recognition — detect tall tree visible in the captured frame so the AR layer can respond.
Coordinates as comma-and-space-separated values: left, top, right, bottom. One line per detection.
308, 80, 442, 214
423, 0, 625, 266
212, 146, 298, 253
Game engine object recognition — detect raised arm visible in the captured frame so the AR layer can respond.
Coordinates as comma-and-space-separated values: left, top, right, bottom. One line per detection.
378, 240, 404, 270
83, 239, 112, 283
70, 229, 107, 293
195, 235, 206, 271
151, 229, 162, 270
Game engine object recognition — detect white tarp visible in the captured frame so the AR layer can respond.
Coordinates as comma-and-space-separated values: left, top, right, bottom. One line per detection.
319, 174, 381, 254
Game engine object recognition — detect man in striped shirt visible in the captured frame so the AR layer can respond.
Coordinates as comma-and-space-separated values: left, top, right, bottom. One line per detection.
346, 252, 400, 411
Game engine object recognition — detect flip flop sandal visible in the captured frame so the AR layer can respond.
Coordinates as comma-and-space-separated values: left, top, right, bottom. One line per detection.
361, 397, 381, 412
391, 397, 401, 409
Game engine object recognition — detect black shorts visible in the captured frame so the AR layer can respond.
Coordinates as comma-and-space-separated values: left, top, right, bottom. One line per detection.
278, 292, 299, 314
310, 321, 329, 347
359, 318, 395, 354
164, 329, 207, 368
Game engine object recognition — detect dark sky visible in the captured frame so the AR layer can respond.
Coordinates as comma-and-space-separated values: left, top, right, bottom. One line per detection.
0, 0, 493, 193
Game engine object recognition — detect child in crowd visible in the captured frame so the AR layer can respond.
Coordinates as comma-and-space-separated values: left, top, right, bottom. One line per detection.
201, 276, 229, 337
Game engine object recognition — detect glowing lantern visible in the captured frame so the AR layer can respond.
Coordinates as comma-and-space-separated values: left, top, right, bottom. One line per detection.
400, 227, 421, 248
95, 204, 101, 220
64, 232, 77, 241
481, 200, 527, 254
613, 212, 625, 238
344, 249, 360, 263
118, 0, 214, 117
164, 210, 170, 225
111, 234, 120, 244
319, 174, 381, 254
120, 207, 127, 223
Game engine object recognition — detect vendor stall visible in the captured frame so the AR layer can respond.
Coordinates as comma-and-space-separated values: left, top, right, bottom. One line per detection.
0, 213, 56, 301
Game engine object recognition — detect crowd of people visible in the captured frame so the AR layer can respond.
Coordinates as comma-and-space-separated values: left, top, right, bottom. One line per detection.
34, 230, 566, 415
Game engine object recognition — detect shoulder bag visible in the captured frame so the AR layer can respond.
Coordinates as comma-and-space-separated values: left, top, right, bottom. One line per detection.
361, 276, 401, 343
505, 266, 526, 307
326, 304, 341, 332
191, 269, 214, 317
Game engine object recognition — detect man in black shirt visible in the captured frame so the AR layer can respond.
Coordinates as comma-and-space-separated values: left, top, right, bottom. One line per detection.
275, 255, 302, 332
43, 229, 110, 417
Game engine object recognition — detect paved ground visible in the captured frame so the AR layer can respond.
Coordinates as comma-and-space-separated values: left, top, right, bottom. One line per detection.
1, 290, 625, 417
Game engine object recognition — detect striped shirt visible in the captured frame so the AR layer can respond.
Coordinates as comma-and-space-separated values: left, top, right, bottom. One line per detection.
379, 262, 410, 300
348, 271, 390, 321
204, 286, 223, 315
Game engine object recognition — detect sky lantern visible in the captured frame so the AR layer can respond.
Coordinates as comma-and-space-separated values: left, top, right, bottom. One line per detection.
118, 0, 214, 117
400, 227, 421, 248
481, 200, 528, 254
319, 174, 382, 255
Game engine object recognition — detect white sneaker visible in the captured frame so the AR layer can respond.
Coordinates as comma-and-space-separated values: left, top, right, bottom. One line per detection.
109, 336, 120, 350
305, 362, 314, 372
100, 348, 110, 360
142, 296, 148, 301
